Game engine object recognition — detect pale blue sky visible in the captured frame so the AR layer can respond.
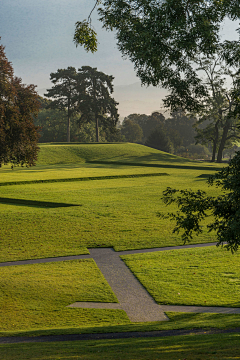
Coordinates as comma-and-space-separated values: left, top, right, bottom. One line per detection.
0, 0, 139, 90
0, 1, 239, 117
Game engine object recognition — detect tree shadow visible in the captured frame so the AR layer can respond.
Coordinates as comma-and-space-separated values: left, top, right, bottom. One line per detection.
0, 197, 81, 208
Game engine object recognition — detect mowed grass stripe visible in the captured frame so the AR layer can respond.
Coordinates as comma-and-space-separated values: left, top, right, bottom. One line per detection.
0, 172, 169, 186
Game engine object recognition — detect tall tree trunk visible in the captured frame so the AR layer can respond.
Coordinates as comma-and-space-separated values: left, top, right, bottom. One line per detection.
67, 99, 71, 143
211, 141, 217, 162
95, 113, 99, 142
217, 119, 231, 163
211, 120, 219, 162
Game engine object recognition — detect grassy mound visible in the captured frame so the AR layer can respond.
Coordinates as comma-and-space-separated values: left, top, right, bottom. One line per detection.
37, 143, 217, 168
37, 142, 191, 165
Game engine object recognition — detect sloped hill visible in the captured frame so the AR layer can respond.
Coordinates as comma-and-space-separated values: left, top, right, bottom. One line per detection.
37, 143, 220, 170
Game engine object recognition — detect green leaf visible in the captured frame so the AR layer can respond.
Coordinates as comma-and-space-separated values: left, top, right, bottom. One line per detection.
73, 21, 98, 53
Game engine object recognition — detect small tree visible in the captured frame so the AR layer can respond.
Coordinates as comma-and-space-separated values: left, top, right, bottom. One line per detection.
44, 67, 80, 143
77, 66, 119, 142
0, 41, 40, 167
160, 151, 240, 252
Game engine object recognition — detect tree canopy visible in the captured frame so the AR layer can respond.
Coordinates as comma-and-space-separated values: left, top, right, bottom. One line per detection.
42, 66, 119, 143
160, 151, 240, 252
0, 41, 40, 167
77, 66, 119, 142
74, 1, 240, 117
44, 67, 80, 142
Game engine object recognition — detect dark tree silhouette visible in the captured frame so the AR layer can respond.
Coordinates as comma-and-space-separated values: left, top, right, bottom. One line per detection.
77, 66, 119, 142
0, 41, 40, 167
44, 67, 80, 142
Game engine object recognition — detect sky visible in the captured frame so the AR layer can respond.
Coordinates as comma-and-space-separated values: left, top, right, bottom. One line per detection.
0, 1, 239, 118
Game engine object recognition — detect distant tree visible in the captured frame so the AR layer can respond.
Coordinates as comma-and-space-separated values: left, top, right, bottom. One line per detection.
193, 56, 240, 162
145, 125, 173, 153
35, 106, 68, 143
124, 112, 165, 143
121, 119, 143, 143
0, 41, 40, 167
44, 67, 80, 142
77, 66, 119, 142
165, 110, 197, 147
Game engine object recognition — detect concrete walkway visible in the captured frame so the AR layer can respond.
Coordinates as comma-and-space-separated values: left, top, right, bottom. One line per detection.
0, 242, 220, 267
2, 242, 239, 323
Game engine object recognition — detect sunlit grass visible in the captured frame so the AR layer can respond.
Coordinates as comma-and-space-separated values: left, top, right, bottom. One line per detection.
0, 260, 129, 333
122, 246, 240, 307
0, 143, 235, 338
0, 169, 219, 262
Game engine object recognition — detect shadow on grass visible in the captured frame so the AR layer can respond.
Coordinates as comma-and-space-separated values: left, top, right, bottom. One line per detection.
0, 173, 169, 187
0, 197, 81, 208
2, 312, 240, 339
87, 160, 223, 172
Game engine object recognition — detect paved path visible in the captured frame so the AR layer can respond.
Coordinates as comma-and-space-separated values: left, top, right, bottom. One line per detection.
86, 248, 168, 322
2, 242, 239, 324
68, 248, 169, 323
0, 242, 220, 267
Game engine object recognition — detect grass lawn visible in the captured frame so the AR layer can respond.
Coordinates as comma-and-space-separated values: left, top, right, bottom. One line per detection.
0, 167, 220, 262
1, 143, 238, 339
122, 246, 240, 307
0, 260, 130, 334
1, 332, 240, 359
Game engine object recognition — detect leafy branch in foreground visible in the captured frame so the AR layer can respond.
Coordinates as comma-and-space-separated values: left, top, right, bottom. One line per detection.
73, 20, 98, 53
159, 152, 240, 252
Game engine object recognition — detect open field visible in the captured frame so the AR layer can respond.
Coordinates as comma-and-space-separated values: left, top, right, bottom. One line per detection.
1, 332, 240, 360
0, 260, 130, 334
0, 144, 223, 262
122, 246, 240, 307
1, 143, 240, 344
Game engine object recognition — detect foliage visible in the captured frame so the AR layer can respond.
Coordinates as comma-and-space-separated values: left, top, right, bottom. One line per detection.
192, 56, 240, 162
123, 110, 197, 155
145, 125, 173, 153
160, 152, 240, 252
76, 2, 240, 158
176, 144, 210, 160
43, 66, 119, 143
74, 20, 98, 53
78, 66, 119, 142
44, 67, 80, 142
0, 41, 40, 167
76, 1, 240, 110
121, 119, 143, 143
35, 107, 68, 143
165, 110, 196, 147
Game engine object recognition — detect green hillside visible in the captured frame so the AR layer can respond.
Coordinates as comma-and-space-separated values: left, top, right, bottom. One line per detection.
37, 143, 220, 169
